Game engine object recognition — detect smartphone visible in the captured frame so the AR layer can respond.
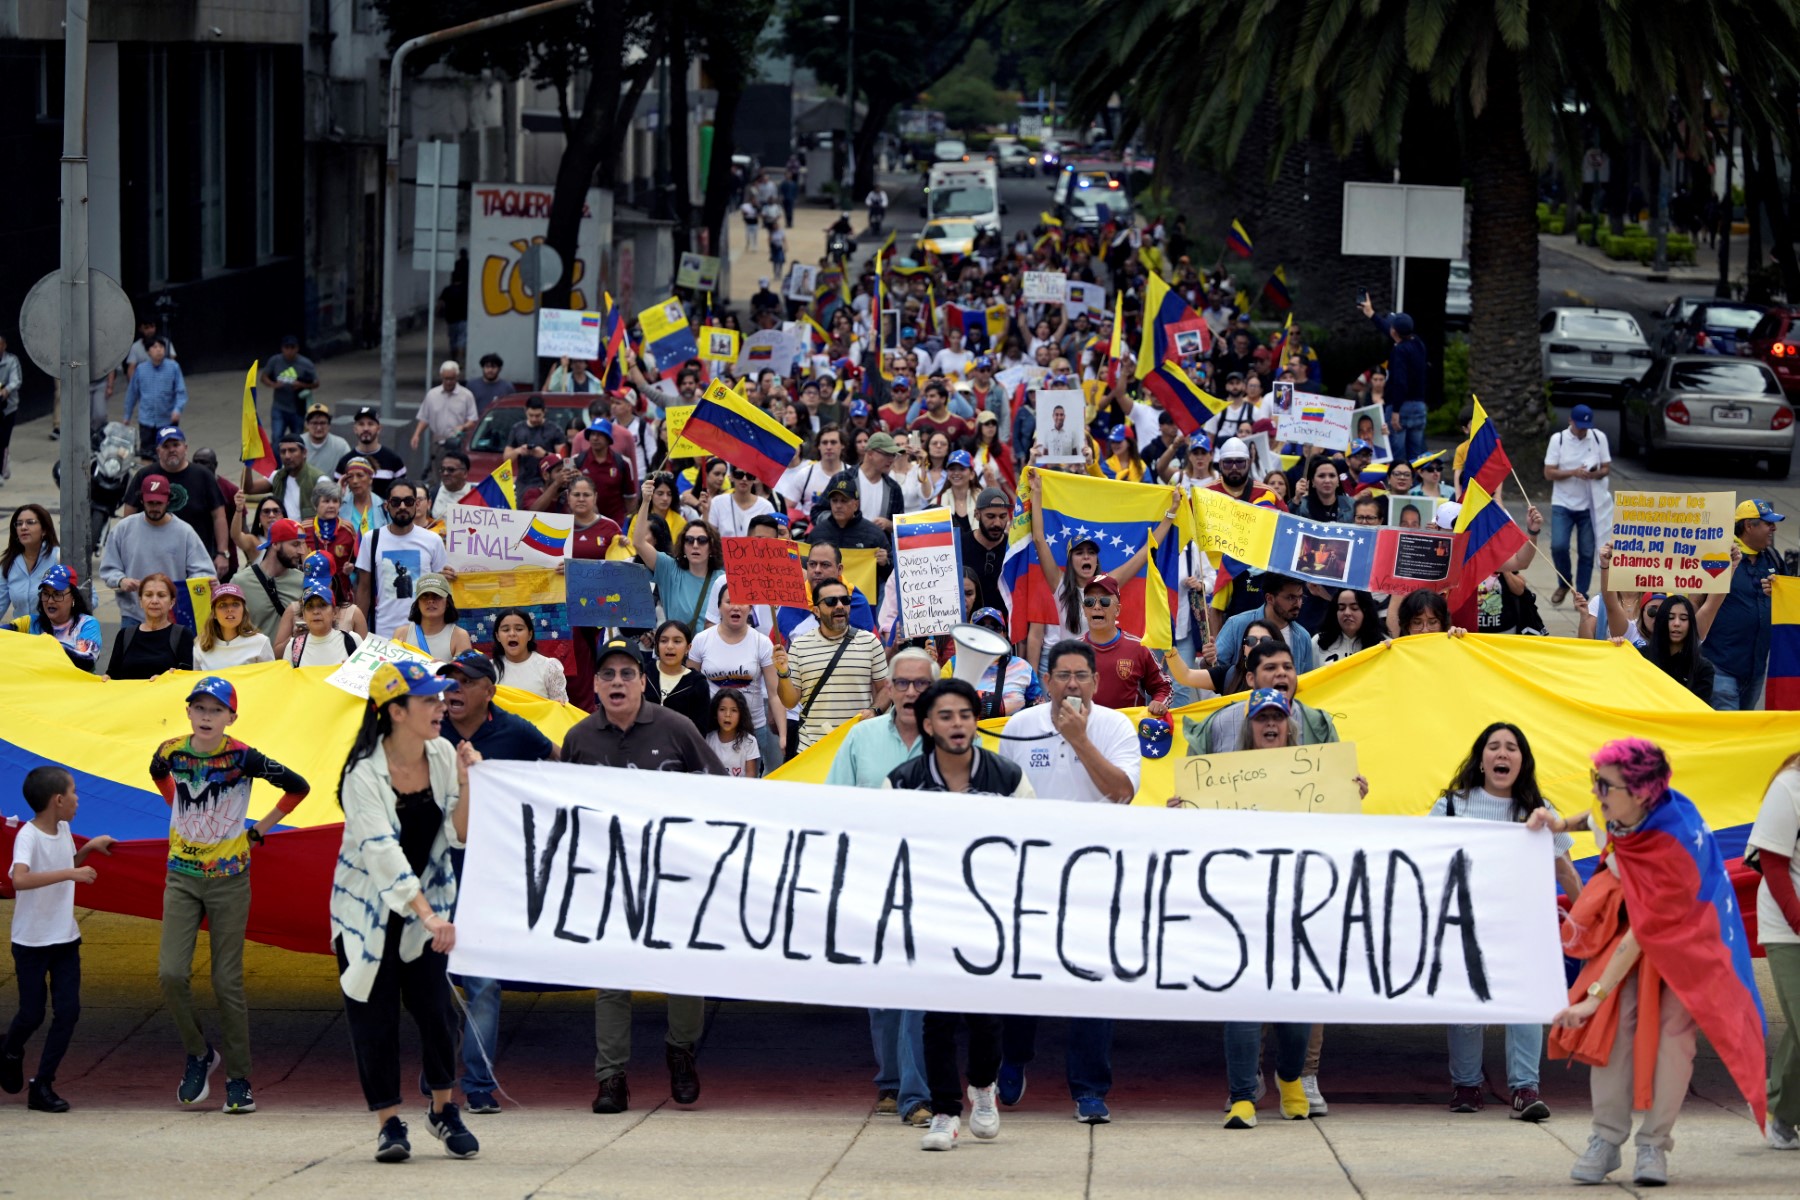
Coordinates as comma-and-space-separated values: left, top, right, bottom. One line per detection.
1356, 287, 1370, 306
1062, 696, 1085, 717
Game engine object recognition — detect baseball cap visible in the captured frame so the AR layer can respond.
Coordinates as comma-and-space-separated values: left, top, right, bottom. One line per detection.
39, 564, 77, 592
258, 518, 303, 551
970, 606, 1007, 631
1434, 500, 1463, 530
1349, 438, 1375, 456
1571, 404, 1595, 429
368, 659, 458, 708
1083, 575, 1121, 597
354, 406, 379, 422
302, 551, 333, 582
416, 573, 452, 599
1737, 498, 1785, 523
1137, 714, 1173, 760
437, 649, 499, 684
341, 455, 376, 476
865, 431, 900, 456
185, 676, 239, 713
1108, 426, 1127, 443
1188, 431, 1215, 454
947, 450, 974, 470
890, 378, 912, 393
586, 418, 615, 441
301, 580, 335, 605
901, 326, 917, 339
1245, 687, 1292, 718
157, 425, 186, 445
596, 637, 648, 673
281, 334, 299, 347
210, 583, 247, 605
849, 399, 871, 418
824, 473, 858, 500
141, 474, 172, 501
541, 452, 564, 474
306, 402, 332, 419
975, 409, 999, 426
974, 355, 994, 371
1218, 437, 1250, 463
1225, 370, 1246, 382
976, 486, 1010, 511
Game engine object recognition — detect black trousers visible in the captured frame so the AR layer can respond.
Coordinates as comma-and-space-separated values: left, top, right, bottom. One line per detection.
335, 917, 458, 1111
4, 940, 81, 1084
923, 1011, 1003, 1117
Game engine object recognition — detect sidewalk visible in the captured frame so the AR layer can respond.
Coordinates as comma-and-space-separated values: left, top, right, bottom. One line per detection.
1538, 231, 1726, 288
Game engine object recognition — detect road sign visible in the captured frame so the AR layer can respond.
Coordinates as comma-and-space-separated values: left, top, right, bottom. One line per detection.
412, 141, 460, 273
17, 268, 134, 381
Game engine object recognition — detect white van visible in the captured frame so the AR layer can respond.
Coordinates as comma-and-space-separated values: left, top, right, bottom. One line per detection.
923, 161, 1002, 236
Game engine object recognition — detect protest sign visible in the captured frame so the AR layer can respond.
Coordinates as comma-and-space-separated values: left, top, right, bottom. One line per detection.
698, 327, 741, 364
1277, 393, 1355, 448
444, 504, 574, 571
1192, 487, 1279, 564
1035, 388, 1088, 465
1174, 743, 1363, 814
721, 537, 811, 608
1273, 513, 1381, 591
892, 509, 964, 638
1166, 318, 1210, 360
638, 296, 689, 345
784, 262, 818, 301
535, 309, 603, 360
1370, 529, 1462, 595
452, 761, 1567, 1023
1022, 270, 1066, 303
565, 559, 656, 628
737, 329, 799, 374
675, 252, 720, 291
324, 635, 437, 699
661, 405, 707, 459
1608, 491, 1735, 594
1063, 279, 1106, 321
1350, 405, 1392, 460
450, 568, 573, 672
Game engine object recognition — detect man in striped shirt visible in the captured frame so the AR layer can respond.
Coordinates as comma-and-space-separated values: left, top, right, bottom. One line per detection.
774, 577, 890, 750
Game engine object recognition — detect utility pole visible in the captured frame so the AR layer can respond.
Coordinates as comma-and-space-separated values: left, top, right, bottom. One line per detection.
58, 0, 93, 592
1717, 91, 1736, 299
845, 0, 856, 198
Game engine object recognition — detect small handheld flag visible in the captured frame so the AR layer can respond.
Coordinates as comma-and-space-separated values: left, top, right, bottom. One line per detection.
681, 379, 803, 488
238, 362, 277, 478
1261, 266, 1292, 313
472, 458, 517, 509
1225, 219, 1253, 259
519, 515, 570, 558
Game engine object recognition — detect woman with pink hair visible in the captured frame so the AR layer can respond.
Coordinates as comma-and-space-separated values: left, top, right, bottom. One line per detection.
1530, 738, 1768, 1187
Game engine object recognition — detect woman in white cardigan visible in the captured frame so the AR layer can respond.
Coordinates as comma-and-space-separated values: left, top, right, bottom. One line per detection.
333, 659, 482, 1164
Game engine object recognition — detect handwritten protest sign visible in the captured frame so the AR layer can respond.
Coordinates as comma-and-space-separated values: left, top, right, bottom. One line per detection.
892, 509, 964, 638
1370, 529, 1462, 595
566, 560, 656, 628
324, 636, 438, 699
535, 310, 603, 359
1277, 392, 1355, 448
444, 505, 573, 571
737, 328, 799, 374
661, 405, 707, 459
720, 537, 810, 607
1192, 487, 1279, 564
1608, 491, 1735, 594
1174, 743, 1363, 814
1023, 270, 1066, 303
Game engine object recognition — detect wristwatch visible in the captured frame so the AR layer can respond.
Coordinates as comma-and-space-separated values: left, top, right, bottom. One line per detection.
1586, 981, 1608, 1001
247, 829, 265, 846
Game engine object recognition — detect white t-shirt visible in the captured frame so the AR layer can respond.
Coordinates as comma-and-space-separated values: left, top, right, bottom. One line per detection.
711, 495, 775, 539
858, 469, 892, 521
995, 701, 1142, 804
1587, 593, 1647, 644
432, 482, 479, 522
194, 632, 275, 670
10, 820, 81, 946
1544, 428, 1611, 512
353, 523, 447, 637
1124, 402, 1162, 451
290, 630, 362, 667
689, 626, 776, 730
706, 731, 762, 778
497, 651, 569, 703
933, 347, 975, 378
282, 474, 303, 520
1749, 768, 1800, 944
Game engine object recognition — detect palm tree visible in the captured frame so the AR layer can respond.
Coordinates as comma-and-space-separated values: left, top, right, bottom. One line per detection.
1066, 0, 1800, 444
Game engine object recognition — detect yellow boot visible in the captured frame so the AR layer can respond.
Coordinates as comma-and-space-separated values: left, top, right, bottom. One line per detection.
1277, 1075, 1310, 1120
1223, 1100, 1257, 1129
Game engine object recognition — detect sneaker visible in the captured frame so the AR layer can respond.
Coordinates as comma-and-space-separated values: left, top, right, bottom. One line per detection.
1551, 586, 1569, 605
1223, 1100, 1257, 1130
904, 1104, 931, 1126
592, 1072, 630, 1114
1221, 1073, 1267, 1113
1632, 1144, 1668, 1186
0, 1050, 22, 1094
178, 1046, 221, 1106
920, 1112, 960, 1151
1449, 1084, 1484, 1113
465, 1089, 501, 1115
1301, 1074, 1327, 1116
667, 1044, 701, 1105
997, 1060, 1026, 1106
1276, 1075, 1310, 1120
1074, 1095, 1111, 1124
1770, 1116, 1800, 1150
49, 429, 60, 441
875, 1089, 899, 1115
27, 1078, 69, 1113
427, 1101, 480, 1159
1569, 1135, 1621, 1184
376, 1116, 411, 1163
967, 1083, 1000, 1140
1509, 1086, 1549, 1123
223, 1077, 256, 1114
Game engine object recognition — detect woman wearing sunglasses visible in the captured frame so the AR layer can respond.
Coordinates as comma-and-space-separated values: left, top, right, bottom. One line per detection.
631, 481, 724, 635
707, 462, 775, 539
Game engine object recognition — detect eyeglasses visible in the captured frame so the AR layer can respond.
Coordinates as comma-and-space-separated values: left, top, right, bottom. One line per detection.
1590, 771, 1619, 799
890, 677, 930, 692
41, 589, 72, 602
817, 595, 852, 608
598, 667, 641, 682
1082, 596, 1115, 609
1050, 670, 1095, 684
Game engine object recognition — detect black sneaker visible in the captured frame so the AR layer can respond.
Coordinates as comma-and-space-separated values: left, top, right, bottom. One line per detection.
178, 1046, 221, 1105
592, 1072, 630, 1114
427, 1102, 480, 1158
376, 1116, 411, 1163
667, 1045, 701, 1105
0, 1050, 23, 1095
223, 1077, 256, 1114
27, 1078, 69, 1113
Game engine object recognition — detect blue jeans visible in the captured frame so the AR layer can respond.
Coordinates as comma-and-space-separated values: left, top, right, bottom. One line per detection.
456, 975, 502, 1094
1224, 1022, 1308, 1102
1397, 401, 1428, 462
754, 723, 784, 774
1447, 1022, 1543, 1091
869, 1008, 928, 1115
270, 400, 305, 448
1711, 669, 1766, 712
1002, 1015, 1114, 1099
1550, 505, 1596, 594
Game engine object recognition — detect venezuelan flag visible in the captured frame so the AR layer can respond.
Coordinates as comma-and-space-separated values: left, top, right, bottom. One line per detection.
1450, 478, 1528, 606
1225, 219, 1253, 259
238, 361, 277, 478
800, 311, 829, 355
519, 515, 570, 558
1460, 396, 1512, 499
1767, 577, 1800, 709
1261, 265, 1292, 312
1133, 272, 1200, 381
599, 292, 627, 388
894, 511, 955, 551
1142, 361, 1224, 437
472, 457, 516, 509
682, 380, 802, 487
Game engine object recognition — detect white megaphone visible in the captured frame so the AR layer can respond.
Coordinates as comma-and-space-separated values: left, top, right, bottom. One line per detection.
950, 622, 1011, 686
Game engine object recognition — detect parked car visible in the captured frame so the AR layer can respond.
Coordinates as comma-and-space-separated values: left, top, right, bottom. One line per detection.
916, 219, 978, 258
1539, 307, 1652, 403
1620, 355, 1794, 478
1663, 301, 1766, 356
1745, 306, 1800, 397
992, 142, 1038, 177
465, 393, 595, 482
1445, 260, 1471, 329
1655, 293, 1718, 351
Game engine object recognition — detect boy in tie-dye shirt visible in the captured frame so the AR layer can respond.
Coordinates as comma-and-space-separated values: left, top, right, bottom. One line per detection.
147, 677, 308, 1115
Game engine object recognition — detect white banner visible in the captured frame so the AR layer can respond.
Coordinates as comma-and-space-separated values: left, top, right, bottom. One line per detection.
451, 762, 1568, 1023
323, 635, 436, 698
892, 507, 964, 638
443, 504, 573, 571
535, 309, 603, 360
1022, 270, 1066, 303
1276, 392, 1356, 449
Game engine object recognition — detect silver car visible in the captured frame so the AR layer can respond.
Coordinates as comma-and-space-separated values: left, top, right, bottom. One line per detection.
1540, 307, 1652, 402
1620, 355, 1795, 478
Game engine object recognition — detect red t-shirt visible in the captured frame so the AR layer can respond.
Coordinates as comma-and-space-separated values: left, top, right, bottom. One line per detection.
912, 412, 973, 443
578, 450, 635, 524
877, 403, 911, 433
1084, 630, 1172, 710
570, 515, 623, 561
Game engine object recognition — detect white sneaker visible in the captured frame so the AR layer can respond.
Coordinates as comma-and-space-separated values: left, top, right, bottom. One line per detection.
1301, 1074, 1327, 1116
967, 1083, 1000, 1140
920, 1113, 959, 1151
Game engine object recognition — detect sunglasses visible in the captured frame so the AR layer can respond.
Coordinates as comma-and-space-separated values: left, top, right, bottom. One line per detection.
817, 595, 852, 608
731, 470, 754, 480
387, 497, 415, 507
1082, 595, 1115, 609
1590, 771, 1620, 799
682, 534, 712, 546
1420, 463, 1442, 472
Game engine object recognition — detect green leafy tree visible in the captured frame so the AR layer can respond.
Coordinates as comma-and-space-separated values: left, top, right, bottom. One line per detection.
927, 41, 1014, 131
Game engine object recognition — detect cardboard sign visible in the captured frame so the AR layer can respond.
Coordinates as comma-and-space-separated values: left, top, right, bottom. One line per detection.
1370, 528, 1462, 595
784, 262, 818, 301
892, 508, 964, 638
1022, 270, 1066, 303
1277, 392, 1355, 448
721, 536, 810, 607
535, 309, 603, 360
1035, 388, 1088, 465
737, 328, 799, 375
1608, 491, 1735, 594
566, 559, 656, 628
675, 252, 720, 291
638, 296, 690, 345
324, 635, 438, 699
1174, 742, 1362, 814
1063, 279, 1105, 321
698, 327, 741, 364
444, 504, 574, 571
661, 405, 708, 459
1349, 404, 1392, 460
